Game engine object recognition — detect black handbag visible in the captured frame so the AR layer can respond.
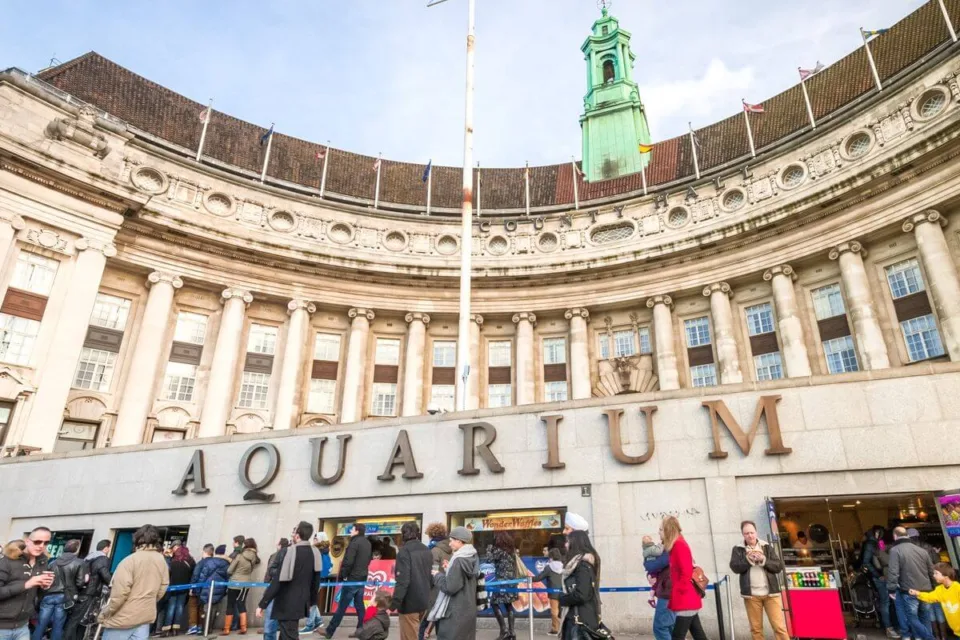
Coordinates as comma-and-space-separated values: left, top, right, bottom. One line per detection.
572, 609, 615, 640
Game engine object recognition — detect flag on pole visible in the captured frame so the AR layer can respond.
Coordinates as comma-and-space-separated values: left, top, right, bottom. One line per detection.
860, 28, 884, 92
319, 143, 330, 198
573, 161, 583, 177
638, 143, 653, 153
198, 107, 211, 123
195, 100, 213, 162
571, 157, 581, 210
315, 148, 326, 161
373, 156, 381, 172
422, 160, 432, 183
260, 125, 274, 146
688, 123, 701, 180
799, 61, 824, 80
259, 123, 275, 183
742, 101, 764, 114
742, 101, 758, 158
862, 28, 888, 38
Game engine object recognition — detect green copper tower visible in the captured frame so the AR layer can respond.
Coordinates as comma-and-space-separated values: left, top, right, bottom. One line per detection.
580, 6, 652, 182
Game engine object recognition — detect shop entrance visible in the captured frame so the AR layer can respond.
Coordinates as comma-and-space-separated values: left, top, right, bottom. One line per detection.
49, 530, 94, 559
111, 525, 190, 571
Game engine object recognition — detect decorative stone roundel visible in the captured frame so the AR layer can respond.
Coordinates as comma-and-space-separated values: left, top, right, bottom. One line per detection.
268, 210, 296, 232
721, 189, 746, 212
666, 207, 690, 229
488, 235, 510, 255
537, 232, 559, 252
915, 87, 949, 121
383, 231, 407, 251
130, 166, 168, 194
436, 234, 458, 255
589, 221, 634, 244
844, 131, 873, 159
327, 222, 354, 244
203, 192, 234, 216
779, 164, 806, 189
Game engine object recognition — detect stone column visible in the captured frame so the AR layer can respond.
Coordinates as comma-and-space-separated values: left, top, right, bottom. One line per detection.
565, 308, 591, 399
467, 314, 483, 410
703, 282, 742, 384
24, 238, 115, 452
112, 271, 184, 447
340, 308, 375, 423
903, 210, 960, 361
512, 312, 537, 405
198, 287, 253, 438
273, 299, 316, 431
646, 295, 679, 391
763, 264, 812, 378
0, 212, 25, 269
829, 241, 890, 370
402, 312, 430, 417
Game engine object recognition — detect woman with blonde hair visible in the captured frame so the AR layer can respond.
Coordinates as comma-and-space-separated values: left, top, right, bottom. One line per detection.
662, 516, 708, 640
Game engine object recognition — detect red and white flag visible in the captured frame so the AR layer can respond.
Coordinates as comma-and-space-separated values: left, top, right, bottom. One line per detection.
373, 156, 381, 172
316, 148, 326, 161
743, 101, 764, 114
799, 61, 825, 80
198, 107, 211, 123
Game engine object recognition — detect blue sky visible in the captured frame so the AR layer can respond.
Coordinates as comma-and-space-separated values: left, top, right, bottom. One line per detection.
0, 0, 928, 167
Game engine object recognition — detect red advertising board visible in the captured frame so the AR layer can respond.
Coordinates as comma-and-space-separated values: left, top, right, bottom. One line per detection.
331, 559, 396, 614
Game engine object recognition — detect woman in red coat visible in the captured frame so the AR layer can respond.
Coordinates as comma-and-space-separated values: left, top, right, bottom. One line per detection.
662, 516, 708, 640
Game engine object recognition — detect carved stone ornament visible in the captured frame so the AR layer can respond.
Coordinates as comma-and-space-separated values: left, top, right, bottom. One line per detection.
0, 212, 26, 231
45, 115, 110, 158
828, 240, 866, 261
512, 311, 537, 325
348, 307, 375, 321
203, 192, 235, 217
130, 166, 169, 195
25, 228, 69, 254
564, 308, 590, 321
702, 282, 733, 298
470, 314, 484, 327
147, 271, 183, 289
762, 264, 796, 282
902, 209, 946, 234
221, 287, 253, 306
405, 312, 431, 325
287, 299, 317, 314
646, 294, 673, 309
74, 237, 117, 258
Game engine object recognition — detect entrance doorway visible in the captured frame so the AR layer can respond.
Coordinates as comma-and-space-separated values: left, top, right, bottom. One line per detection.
111, 525, 190, 571
49, 530, 94, 559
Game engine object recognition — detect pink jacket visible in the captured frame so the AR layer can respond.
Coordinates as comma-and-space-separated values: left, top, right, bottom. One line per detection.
668, 536, 702, 612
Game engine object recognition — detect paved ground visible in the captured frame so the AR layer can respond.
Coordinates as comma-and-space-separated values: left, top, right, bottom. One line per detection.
210, 626, 643, 639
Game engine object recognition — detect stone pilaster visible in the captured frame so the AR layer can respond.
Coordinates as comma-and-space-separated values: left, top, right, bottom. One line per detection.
0, 212, 25, 270
565, 308, 591, 400
512, 312, 537, 405
273, 299, 316, 431
646, 295, 679, 391
829, 241, 890, 370
402, 312, 430, 417
763, 264, 812, 377
467, 314, 483, 410
340, 308, 375, 423
703, 282, 742, 384
903, 210, 960, 361
198, 287, 253, 438
112, 271, 184, 446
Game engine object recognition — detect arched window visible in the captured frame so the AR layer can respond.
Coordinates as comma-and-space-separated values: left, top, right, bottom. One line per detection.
603, 59, 616, 83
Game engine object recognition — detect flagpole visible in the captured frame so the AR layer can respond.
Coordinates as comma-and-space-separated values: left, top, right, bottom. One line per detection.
426, 163, 433, 215
319, 141, 330, 198
374, 152, 382, 209
260, 123, 274, 183
689, 122, 701, 180
196, 99, 212, 162
476, 162, 482, 216
861, 28, 883, 92
571, 157, 580, 210
799, 71, 817, 130
524, 161, 531, 216
641, 161, 647, 196
938, 0, 958, 42
742, 102, 757, 158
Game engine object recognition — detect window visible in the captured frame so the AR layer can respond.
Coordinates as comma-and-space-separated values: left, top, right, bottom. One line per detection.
314, 333, 341, 361
544, 338, 566, 365
781, 165, 805, 188
488, 341, 512, 367
0, 402, 14, 446
690, 363, 717, 388
375, 338, 401, 365
638, 327, 651, 354
901, 315, 946, 362
238, 371, 270, 409
545, 381, 568, 402
754, 352, 784, 381
918, 90, 947, 118
371, 382, 397, 416
247, 324, 277, 355
812, 284, 846, 320
54, 421, 99, 453
10, 252, 58, 296
613, 330, 636, 357
685, 317, 711, 347
885, 258, 925, 299
845, 132, 872, 158
488, 384, 512, 408
598, 335, 611, 360
72, 347, 117, 391
0, 314, 40, 365
430, 385, 455, 412
307, 378, 337, 414
163, 361, 198, 402
603, 59, 615, 83
745, 303, 775, 336
823, 336, 859, 374
174, 313, 208, 345
433, 341, 456, 367
89, 294, 130, 331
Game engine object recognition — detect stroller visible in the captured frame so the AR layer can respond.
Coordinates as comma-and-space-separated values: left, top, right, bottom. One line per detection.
848, 570, 878, 628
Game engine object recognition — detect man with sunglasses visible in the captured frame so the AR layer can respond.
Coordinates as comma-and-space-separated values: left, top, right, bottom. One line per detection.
0, 527, 55, 640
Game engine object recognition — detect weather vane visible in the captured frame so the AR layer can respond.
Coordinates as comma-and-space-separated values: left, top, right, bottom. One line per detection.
598, 0, 612, 13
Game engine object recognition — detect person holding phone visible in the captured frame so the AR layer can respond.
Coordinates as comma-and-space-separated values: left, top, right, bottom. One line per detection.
0, 527, 55, 640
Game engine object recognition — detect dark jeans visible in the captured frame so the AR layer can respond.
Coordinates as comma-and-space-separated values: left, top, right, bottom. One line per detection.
263, 602, 278, 640
871, 575, 893, 629
325, 585, 365, 633
418, 615, 430, 640
33, 593, 67, 640
895, 592, 934, 640
63, 597, 93, 640
277, 620, 299, 640
159, 592, 187, 630
671, 613, 708, 640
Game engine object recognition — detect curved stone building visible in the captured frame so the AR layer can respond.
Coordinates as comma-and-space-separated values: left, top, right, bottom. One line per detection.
1, 1, 960, 635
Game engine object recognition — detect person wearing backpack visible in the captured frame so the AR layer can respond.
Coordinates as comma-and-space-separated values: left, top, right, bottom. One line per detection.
729, 521, 788, 640
64, 540, 112, 640
662, 516, 707, 640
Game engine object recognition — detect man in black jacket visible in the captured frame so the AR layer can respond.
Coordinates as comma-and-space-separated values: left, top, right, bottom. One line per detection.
257, 523, 320, 640
64, 540, 112, 640
34, 539, 83, 640
324, 524, 371, 639
390, 522, 432, 640
0, 527, 54, 640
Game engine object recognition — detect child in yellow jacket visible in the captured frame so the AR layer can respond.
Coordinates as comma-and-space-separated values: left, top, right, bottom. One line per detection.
910, 563, 960, 637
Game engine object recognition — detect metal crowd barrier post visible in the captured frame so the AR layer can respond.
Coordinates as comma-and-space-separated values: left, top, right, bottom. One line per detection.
204, 580, 214, 638
715, 575, 727, 640
725, 575, 736, 640
527, 576, 534, 640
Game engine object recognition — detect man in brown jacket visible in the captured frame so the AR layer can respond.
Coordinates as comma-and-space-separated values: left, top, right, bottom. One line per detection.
98, 525, 169, 640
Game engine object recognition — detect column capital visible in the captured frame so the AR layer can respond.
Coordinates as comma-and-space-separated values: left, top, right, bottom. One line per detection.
564, 308, 590, 321
405, 312, 431, 325
902, 209, 947, 233
470, 314, 484, 327
828, 240, 866, 261
348, 307, 375, 321
147, 271, 183, 289
763, 264, 796, 282
512, 311, 537, 325
221, 287, 253, 306
0, 211, 26, 231
287, 299, 316, 315
75, 237, 117, 258
646, 294, 673, 309
702, 282, 733, 298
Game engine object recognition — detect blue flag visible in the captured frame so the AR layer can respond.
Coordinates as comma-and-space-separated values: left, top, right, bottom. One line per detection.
422, 160, 432, 183
260, 125, 274, 146
862, 28, 888, 38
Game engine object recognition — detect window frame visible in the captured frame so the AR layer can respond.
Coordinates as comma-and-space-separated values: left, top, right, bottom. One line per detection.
822, 335, 859, 374
432, 341, 456, 367
544, 380, 568, 403
684, 316, 712, 348
246, 324, 278, 356
744, 302, 776, 337
488, 383, 512, 408
89, 293, 131, 331
543, 337, 567, 365
174, 312, 208, 345
307, 377, 337, 414
10, 251, 59, 296
238, 371, 271, 409
374, 337, 401, 366
72, 347, 118, 392
753, 352, 784, 381
430, 384, 455, 412
313, 332, 342, 362
163, 361, 198, 402
811, 283, 846, 321
488, 340, 512, 368
690, 363, 717, 388
370, 382, 398, 417
0, 313, 40, 366
900, 314, 946, 362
